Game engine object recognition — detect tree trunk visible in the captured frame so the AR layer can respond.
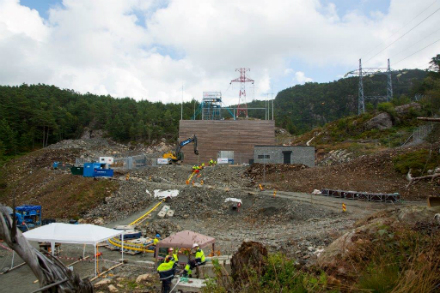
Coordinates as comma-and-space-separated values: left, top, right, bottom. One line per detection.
0, 205, 93, 292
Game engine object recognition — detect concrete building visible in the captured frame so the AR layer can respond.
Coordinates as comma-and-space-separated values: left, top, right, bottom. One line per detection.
179, 120, 275, 164
254, 146, 315, 167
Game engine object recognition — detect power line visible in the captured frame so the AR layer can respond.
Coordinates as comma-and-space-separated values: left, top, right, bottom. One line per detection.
362, 0, 438, 60
365, 6, 440, 63
391, 27, 440, 59
394, 37, 440, 65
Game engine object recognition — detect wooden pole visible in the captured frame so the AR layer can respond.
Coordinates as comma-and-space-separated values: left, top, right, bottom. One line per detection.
0, 262, 26, 275
90, 263, 123, 282
417, 117, 440, 122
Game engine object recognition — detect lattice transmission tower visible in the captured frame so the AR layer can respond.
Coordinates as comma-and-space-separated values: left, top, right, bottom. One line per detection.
230, 68, 254, 118
345, 59, 393, 114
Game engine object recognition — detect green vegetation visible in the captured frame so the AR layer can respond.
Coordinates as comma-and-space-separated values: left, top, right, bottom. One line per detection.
353, 222, 440, 293
393, 149, 440, 176
204, 254, 333, 293
247, 69, 427, 134
0, 84, 200, 162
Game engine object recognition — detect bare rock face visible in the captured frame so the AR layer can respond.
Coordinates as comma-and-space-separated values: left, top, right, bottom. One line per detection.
366, 112, 393, 130
108, 284, 119, 293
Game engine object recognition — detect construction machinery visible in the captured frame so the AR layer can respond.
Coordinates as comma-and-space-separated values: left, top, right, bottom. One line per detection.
8, 205, 42, 232
163, 135, 199, 163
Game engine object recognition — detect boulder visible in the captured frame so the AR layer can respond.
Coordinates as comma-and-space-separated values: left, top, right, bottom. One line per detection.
94, 278, 111, 288
136, 273, 153, 284
366, 112, 393, 130
93, 217, 105, 225
108, 284, 119, 293
394, 102, 421, 114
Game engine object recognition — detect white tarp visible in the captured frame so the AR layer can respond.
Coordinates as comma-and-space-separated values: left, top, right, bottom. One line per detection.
23, 223, 123, 245
154, 189, 179, 199
225, 198, 242, 204
23, 223, 124, 276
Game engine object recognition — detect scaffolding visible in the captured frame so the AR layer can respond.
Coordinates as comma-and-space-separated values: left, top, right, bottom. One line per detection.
201, 92, 222, 120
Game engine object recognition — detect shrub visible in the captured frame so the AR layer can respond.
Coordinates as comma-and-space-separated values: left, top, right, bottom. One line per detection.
393, 149, 440, 176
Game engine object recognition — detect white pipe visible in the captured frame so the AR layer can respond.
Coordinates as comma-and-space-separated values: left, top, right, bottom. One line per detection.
51, 242, 55, 256
11, 251, 14, 268
121, 232, 124, 263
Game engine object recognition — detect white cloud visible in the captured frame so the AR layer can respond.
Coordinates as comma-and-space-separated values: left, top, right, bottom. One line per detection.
294, 71, 313, 84
0, 0, 438, 105
284, 68, 294, 75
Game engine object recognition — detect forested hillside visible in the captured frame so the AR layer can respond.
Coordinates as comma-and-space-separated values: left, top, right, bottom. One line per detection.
0, 84, 199, 158
248, 69, 427, 133
1, 58, 439, 162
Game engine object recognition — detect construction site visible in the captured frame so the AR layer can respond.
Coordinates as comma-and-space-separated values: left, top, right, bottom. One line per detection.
1, 70, 439, 293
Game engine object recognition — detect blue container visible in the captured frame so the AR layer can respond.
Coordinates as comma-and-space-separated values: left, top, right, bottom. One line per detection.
228, 159, 234, 164
53, 162, 59, 169
94, 169, 114, 177
83, 163, 102, 177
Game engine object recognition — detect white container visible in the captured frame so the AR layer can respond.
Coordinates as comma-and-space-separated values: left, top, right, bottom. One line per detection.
99, 157, 114, 164
157, 158, 169, 165
217, 158, 229, 164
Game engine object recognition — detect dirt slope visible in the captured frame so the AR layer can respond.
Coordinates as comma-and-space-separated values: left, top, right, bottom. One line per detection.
250, 144, 440, 200
0, 148, 118, 218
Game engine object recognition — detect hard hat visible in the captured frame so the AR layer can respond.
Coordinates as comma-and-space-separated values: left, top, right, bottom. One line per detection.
193, 243, 199, 248
168, 247, 174, 252
156, 234, 160, 238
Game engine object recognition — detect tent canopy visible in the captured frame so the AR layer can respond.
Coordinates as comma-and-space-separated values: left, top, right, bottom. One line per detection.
157, 230, 215, 249
23, 223, 123, 245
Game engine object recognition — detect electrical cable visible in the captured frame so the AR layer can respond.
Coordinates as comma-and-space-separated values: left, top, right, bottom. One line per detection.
365, 6, 440, 63
362, 0, 438, 60
394, 37, 440, 65
391, 27, 440, 59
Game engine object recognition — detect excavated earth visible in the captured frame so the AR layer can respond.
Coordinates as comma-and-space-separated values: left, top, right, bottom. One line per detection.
0, 138, 435, 292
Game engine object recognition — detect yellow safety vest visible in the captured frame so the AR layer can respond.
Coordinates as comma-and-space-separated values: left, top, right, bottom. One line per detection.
195, 249, 206, 264
153, 238, 159, 245
157, 261, 175, 280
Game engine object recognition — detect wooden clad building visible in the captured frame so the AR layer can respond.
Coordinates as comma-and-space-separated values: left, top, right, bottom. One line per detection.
179, 120, 275, 165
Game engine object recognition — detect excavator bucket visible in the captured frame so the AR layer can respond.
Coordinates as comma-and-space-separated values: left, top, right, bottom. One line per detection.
428, 196, 440, 207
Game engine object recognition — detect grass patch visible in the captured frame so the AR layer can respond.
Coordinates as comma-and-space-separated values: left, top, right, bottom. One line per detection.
393, 149, 440, 176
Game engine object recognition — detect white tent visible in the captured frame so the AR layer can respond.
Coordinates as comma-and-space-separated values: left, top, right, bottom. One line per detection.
23, 223, 124, 275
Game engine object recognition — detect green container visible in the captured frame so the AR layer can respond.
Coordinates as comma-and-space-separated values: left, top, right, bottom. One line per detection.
70, 166, 84, 176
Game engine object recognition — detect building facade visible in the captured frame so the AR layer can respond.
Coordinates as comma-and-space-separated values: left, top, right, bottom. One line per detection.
254, 146, 315, 167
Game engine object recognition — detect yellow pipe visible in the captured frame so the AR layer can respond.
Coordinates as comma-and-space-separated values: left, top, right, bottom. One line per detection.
108, 237, 154, 253
130, 199, 165, 226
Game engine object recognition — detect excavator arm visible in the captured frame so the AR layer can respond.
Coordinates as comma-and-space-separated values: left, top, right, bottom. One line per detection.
163, 135, 198, 163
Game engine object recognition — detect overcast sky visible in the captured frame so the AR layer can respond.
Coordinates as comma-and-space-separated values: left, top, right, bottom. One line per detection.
0, 0, 439, 105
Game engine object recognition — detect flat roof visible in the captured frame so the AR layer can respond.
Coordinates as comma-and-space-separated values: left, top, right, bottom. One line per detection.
254, 145, 314, 148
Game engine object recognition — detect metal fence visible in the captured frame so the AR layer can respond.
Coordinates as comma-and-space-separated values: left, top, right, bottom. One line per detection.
75, 155, 149, 170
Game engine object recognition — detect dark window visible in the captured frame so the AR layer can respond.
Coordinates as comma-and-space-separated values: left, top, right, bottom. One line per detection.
258, 154, 270, 159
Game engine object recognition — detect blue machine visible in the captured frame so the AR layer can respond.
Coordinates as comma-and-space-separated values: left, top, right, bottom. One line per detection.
14, 205, 42, 232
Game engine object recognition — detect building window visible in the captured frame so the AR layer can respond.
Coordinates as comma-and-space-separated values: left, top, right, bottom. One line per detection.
258, 154, 270, 159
